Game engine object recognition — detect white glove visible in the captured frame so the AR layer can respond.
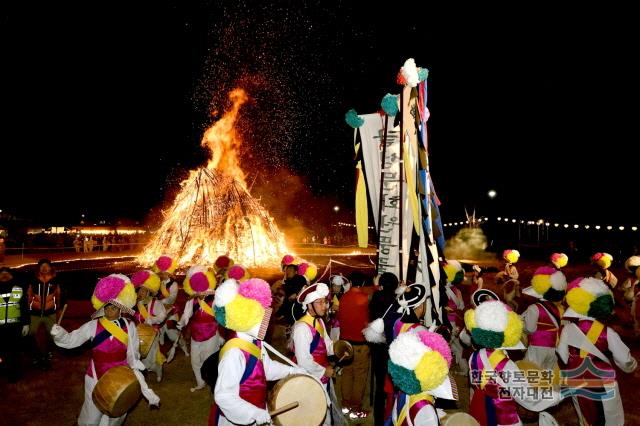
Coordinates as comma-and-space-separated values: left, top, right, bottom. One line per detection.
22, 325, 30, 337
176, 323, 184, 331
254, 409, 271, 425
50, 324, 64, 337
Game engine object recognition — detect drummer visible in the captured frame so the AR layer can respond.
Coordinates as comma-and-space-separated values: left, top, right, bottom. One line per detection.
176, 265, 223, 392
388, 329, 456, 425
291, 282, 343, 426
521, 266, 567, 370
131, 270, 167, 382
50, 274, 159, 426
557, 277, 637, 425
212, 277, 304, 426
153, 255, 189, 357
465, 300, 561, 425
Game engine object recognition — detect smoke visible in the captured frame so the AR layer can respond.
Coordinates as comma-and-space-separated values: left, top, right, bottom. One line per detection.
250, 168, 346, 246
444, 227, 495, 261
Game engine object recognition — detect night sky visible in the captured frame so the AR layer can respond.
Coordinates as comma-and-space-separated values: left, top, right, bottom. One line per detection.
1, 2, 638, 228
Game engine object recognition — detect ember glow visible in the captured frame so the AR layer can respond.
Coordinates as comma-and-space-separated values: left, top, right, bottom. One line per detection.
139, 88, 288, 268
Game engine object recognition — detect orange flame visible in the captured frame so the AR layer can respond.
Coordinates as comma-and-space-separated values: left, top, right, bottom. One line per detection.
202, 88, 248, 185
139, 88, 289, 268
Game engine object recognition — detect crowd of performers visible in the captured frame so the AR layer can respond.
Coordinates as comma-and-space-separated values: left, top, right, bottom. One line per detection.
2, 249, 640, 426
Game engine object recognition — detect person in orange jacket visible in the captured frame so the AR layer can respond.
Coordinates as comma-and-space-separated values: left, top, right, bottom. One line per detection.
27, 259, 64, 369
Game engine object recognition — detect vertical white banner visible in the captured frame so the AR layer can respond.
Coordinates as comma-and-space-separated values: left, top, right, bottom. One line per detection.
358, 113, 410, 278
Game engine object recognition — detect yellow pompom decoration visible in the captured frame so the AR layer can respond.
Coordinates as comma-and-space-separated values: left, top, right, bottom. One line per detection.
183, 270, 217, 296
531, 274, 552, 295
503, 311, 524, 347
464, 308, 476, 331
143, 273, 161, 294
119, 283, 137, 308
91, 294, 103, 311
566, 287, 597, 315
504, 250, 520, 264
443, 263, 458, 283
551, 253, 568, 268
225, 296, 265, 332
415, 351, 449, 391
304, 264, 318, 281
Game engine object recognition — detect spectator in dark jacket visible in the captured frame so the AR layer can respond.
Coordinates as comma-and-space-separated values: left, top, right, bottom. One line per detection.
368, 272, 400, 426
27, 259, 64, 369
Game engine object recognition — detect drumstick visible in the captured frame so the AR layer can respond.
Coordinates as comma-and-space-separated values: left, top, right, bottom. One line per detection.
269, 401, 299, 417
57, 304, 68, 325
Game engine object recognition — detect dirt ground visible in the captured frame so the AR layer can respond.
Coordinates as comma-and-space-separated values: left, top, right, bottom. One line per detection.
2, 257, 639, 425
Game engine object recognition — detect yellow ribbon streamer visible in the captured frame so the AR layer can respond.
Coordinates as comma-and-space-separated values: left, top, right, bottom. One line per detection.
137, 302, 150, 320
198, 298, 215, 317
299, 313, 325, 336
395, 392, 435, 426
98, 317, 129, 346
581, 320, 605, 359
220, 338, 261, 360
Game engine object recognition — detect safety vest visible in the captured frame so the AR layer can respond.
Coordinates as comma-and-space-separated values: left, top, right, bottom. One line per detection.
1, 286, 23, 325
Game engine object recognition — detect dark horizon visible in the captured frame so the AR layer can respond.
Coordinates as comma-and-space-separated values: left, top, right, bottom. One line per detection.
2, 2, 638, 229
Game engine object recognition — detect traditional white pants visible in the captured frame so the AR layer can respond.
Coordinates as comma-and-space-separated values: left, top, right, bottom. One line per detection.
571, 382, 624, 426
191, 334, 223, 387
142, 338, 163, 381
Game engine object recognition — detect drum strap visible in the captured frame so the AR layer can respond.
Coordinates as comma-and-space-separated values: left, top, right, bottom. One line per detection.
98, 317, 129, 346
198, 298, 215, 317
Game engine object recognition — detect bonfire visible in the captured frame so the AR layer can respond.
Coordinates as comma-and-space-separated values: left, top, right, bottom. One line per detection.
139, 88, 288, 268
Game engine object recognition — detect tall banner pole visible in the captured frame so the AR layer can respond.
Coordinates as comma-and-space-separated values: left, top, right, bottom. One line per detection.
375, 114, 389, 275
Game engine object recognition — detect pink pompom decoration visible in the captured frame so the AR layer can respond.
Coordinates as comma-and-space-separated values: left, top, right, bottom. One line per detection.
281, 254, 295, 265
190, 272, 211, 292
131, 270, 151, 288
156, 255, 173, 272
215, 255, 232, 268
94, 275, 126, 302
417, 330, 453, 367
238, 278, 273, 308
298, 262, 309, 276
567, 277, 584, 291
228, 265, 246, 280
534, 266, 556, 276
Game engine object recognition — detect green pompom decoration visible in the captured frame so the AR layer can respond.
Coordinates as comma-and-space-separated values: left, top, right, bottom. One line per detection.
588, 294, 614, 319
215, 306, 226, 327
543, 288, 565, 302
471, 328, 504, 349
345, 109, 364, 128
452, 270, 465, 285
388, 360, 422, 395
418, 68, 429, 82
381, 94, 399, 116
